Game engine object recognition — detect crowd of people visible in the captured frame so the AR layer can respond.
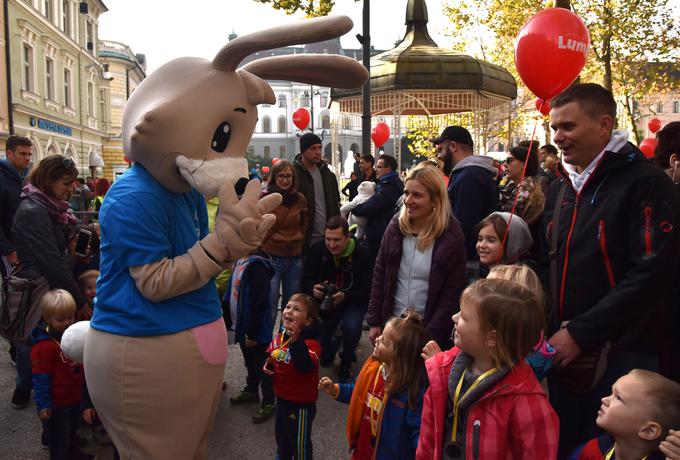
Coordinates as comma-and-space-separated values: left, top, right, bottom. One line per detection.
1, 82, 680, 459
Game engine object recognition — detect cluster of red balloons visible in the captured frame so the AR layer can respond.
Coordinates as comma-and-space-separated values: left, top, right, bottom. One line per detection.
638, 118, 662, 159
515, 8, 590, 113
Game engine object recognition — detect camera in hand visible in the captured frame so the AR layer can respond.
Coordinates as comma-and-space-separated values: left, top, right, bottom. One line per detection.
319, 281, 338, 313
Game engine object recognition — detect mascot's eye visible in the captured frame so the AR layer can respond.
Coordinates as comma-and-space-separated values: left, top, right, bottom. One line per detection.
211, 122, 231, 153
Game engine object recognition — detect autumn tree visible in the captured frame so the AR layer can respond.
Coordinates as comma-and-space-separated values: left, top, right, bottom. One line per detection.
252, 0, 354, 17
443, 0, 680, 144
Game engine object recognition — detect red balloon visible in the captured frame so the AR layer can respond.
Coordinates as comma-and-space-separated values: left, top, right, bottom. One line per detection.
648, 118, 662, 134
515, 8, 590, 100
292, 108, 310, 130
535, 98, 551, 115
371, 122, 390, 148
262, 166, 270, 174
639, 138, 658, 159
272, 157, 280, 165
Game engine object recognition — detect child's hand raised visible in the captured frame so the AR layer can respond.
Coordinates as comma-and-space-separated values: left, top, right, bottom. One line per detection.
661, 429, 680, 460
318, 377, 339, 398
38, 408, 52, 421
421, 340, 442, 360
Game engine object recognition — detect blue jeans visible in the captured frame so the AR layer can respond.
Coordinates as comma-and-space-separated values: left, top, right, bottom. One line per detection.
47, 403, 81, 460
319, 302, 366, 364
14, 342, 33, 393
269, 256, 303, 323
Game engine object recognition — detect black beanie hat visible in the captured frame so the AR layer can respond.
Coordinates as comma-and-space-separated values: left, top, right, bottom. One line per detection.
300, 133, 322, 153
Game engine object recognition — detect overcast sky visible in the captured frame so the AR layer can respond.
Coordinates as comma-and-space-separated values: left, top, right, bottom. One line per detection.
98, 0, 456, 73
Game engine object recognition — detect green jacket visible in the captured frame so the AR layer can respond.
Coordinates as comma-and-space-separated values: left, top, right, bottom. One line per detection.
292, 154, 341, 249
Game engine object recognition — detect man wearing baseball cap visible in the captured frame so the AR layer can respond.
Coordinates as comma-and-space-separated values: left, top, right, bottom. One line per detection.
437, 126, 498, 264
293, 133, 340, 249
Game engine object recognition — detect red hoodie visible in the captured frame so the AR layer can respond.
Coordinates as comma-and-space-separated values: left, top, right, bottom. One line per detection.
416, 347, 559, 460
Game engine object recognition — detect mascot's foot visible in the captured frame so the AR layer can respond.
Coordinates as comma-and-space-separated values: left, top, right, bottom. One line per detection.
61, 321, 90, 363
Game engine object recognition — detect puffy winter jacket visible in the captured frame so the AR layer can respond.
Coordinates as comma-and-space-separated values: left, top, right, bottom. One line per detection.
541, 141, 679, 353
417, 347, 559, 460
366, 217, 467, 348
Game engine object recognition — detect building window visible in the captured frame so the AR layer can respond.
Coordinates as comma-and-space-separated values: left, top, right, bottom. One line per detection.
45, 57, 54, 101
63, 68, 71, 107
321, 115, 330, 130
320, 91, 329, 107
277, 94, 286, 108
262, 116, 271, 133
342, 115, 352, 130
277, 116, 286, 133
87, 81, 94, 116
300, 93, 310, 108
44, 0, 52, 21
657, 102, 664, 113
674, 101, 680, 113
264, 146, 271, 159
23, 44, 34, 92
86, 20, 94, 52
99, 89, 105, 122
62, 0, 71, 35
247, 145, 255, 156
279, 145, 286, 158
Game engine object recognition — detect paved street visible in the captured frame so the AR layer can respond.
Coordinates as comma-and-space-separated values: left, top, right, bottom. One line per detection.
0, 332, 373, 459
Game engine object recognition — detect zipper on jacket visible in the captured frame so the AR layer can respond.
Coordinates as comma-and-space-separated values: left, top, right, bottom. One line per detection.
598, 220, 616, 288
472, 419, 481, 459
559, 196, 580, 319
644, 206, 653, 257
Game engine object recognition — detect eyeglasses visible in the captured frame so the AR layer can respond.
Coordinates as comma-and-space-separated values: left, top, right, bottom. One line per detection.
276, 174, 294, 180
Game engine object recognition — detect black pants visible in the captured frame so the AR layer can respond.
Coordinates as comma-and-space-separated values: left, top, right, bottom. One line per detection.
548, 351, 659, 459
275, 398, 316, 460
239, 342, 274, 405
319, 303, 365, 365
47, 403, 81, 460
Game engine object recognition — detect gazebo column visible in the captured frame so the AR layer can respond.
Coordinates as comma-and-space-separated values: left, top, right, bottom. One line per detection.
393, 108, 403, 170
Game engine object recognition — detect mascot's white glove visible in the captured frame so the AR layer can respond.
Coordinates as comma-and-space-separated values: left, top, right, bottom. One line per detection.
60, 320, 90, 363
200, 179, 281, 264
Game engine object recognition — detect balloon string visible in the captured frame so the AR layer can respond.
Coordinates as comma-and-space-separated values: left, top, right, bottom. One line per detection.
499, 118, 541, 262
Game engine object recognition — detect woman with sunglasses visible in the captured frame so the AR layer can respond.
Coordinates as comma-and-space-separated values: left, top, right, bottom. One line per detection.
499, 146, 545, 227
260, 160, 308, 322
9, 155, 88, 414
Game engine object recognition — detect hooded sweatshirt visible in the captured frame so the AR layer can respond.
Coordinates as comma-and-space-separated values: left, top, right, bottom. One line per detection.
448, 156, 499, 261
493, 212, 533, 263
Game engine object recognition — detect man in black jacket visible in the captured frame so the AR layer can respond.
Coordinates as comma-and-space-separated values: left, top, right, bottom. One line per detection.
437, 126, 498, 266
0, 135, 32, 278
293, 133, 340, 250
542, 83, 679, 458
301, 216, 371, 383
351, 154, 403, 266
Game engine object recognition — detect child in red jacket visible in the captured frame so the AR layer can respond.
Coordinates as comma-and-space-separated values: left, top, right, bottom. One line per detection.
264, 293, 321, 460
30, 289, 85, 460
416, 278, 559, 460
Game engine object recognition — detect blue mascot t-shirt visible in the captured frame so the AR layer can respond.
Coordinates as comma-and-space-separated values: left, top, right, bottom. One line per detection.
91, 164, 221, 336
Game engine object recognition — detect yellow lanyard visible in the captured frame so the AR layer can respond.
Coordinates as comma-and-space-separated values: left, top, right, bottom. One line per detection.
269, 331, 292, 361
369, 364, 386, 437
450, 367, 498, 442
604, 446, 648, 460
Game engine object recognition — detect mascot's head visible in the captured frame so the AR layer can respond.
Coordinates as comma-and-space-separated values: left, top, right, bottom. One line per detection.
122, 16, 368, 197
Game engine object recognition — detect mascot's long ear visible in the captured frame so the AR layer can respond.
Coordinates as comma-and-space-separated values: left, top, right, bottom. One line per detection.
242, 54, 368, 89
212, 15, 354, 71
238, 70, 276, 105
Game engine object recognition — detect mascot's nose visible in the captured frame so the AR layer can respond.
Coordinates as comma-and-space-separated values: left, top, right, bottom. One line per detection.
235, 177, 249, 197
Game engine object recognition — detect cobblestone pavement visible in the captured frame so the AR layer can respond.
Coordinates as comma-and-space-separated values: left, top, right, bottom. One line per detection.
0, 332, 373, 459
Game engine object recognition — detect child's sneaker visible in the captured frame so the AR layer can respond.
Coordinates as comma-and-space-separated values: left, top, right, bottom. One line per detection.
229, 389, 259, 405
251, 404, 275, 424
